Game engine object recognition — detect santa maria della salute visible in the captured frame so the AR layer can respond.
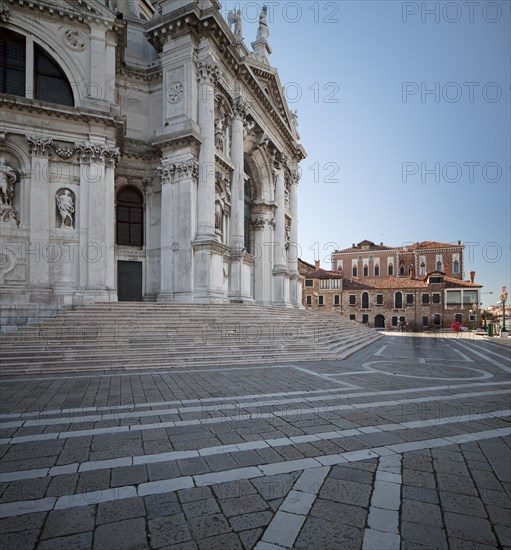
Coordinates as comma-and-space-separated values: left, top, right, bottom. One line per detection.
0, 0, 306, 318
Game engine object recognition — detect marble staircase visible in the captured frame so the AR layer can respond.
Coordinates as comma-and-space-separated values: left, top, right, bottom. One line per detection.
0, 303, 382, 374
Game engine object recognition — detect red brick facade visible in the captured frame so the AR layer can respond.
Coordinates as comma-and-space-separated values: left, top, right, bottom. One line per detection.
299, 240, 482, 330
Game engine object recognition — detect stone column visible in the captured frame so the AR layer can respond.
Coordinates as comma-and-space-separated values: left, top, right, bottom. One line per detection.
174, 160, 198, 302
157, 162, 175, 302
25, 135, 52, 294
272, 152, 289, 306
75, 143, 119, 300
196, 58, 220, 242
288, 166, 301, 307
228, 96, 247, 301
104, 156, 116, 294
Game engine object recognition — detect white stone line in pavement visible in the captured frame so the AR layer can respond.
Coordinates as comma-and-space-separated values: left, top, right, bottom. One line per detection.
2, 409, 509, 483
256, 466, 330, 548
290, 365, 361, 389
452, 347, 475, 363
1, 427, 509, 519
0, 364, 300, 383
1, 386, 509, 446
362, 454, 402, 550
452, 341, 511, 373
477, 345, 511, 360
2, 378, 509, 432
1, 386, 359, 421
362, 360, 492, 382
374, 345, 386, 356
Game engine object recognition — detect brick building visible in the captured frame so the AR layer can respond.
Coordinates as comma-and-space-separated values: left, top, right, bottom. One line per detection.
331, 240, 464, 280
299, 239, 482, 330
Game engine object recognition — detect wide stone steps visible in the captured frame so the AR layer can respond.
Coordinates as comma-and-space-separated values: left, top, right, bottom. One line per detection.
0, 303, 381, 373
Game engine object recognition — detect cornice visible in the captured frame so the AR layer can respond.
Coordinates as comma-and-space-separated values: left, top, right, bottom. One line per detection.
0, 95, 121, 127
4, 0, 117, 28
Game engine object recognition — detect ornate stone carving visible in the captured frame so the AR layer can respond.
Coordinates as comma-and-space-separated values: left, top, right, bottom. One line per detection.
0, 0, 9, 22
168, 81, 184, 103
26, 135, 53, 156
215, 117, 226, 151
267, 218, 276, 230
196, 60, 221, 85
56, 189, 75, 229
250, 217, 266, 231
74, 142, 120, 164
158, 163, 175, 185
285, 218, 291, 249
228, 9, 242, 41
175, 160, 198, 180
233, 96, 248, 120
243, 120, 256, 140
64, 29, 87, 52
0, 157, 19, 225
53, 144, 75, 160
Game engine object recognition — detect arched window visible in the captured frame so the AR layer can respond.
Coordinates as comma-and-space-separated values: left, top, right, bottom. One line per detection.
116, 187, 144, 246
0, 29, 73, 106
419, 261, 426, 275
363, 265, 368, 277
453, 259, 459, 274
388, 263, 393, 276
34, 44, 73, 106
399, 263, 405, 276
395, 291, 403, 309
361, 292, 369, 309
0, 29, 26, 96
244, 179, 252, 253
374, 264, 380, 276
436, 261, 442, 271
352, 265, 357, 277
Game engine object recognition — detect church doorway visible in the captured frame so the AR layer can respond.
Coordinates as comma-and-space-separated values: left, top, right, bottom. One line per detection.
118, 261, 142, 301
374, 314, 385, 329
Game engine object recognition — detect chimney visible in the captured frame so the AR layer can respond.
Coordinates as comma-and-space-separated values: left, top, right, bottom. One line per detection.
352, 243, 355, 248
469, 271, 475, 284
457, 240, 461, 245
315, 260, 320, 270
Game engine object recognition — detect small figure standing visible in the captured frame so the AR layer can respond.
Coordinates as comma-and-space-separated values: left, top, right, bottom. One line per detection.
56, 189, 75, 228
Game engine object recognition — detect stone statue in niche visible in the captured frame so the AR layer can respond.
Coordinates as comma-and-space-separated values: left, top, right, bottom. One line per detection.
0, 157, 16, 206
215, 118, 225, 152
215, 192, 225, 232
56, 189, 75, 228
0, 156, 19, 225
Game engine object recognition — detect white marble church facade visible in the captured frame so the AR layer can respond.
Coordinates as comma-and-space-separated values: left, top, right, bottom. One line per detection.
0, 0, 306, 312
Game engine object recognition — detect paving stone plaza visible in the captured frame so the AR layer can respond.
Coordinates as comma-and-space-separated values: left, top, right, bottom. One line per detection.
0, 334, 510, 549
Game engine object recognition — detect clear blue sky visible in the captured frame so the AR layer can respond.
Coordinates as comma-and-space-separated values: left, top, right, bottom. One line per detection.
220, 0, 510, 308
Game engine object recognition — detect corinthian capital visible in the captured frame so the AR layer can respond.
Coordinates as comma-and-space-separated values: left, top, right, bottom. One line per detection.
158, 163, 176, 185
196, 59, 221, 85
26, 135, 53, 157
176, 160, 199, 181
74, 142, 119, 164
233, 96, 248, 120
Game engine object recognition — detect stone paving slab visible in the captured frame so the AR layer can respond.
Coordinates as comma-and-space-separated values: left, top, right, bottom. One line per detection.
0, 336, 510, 549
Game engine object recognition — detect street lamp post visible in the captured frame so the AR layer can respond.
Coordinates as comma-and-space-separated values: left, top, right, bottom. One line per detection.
500, 286, 508, 333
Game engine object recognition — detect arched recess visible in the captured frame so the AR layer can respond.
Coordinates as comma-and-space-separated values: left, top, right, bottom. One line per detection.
394, 291, 403, 309
361, 292, 369, 309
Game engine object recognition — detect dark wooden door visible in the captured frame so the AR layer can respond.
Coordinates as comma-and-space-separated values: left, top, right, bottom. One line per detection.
375, 315, 385, 328
118, 261, 142, 302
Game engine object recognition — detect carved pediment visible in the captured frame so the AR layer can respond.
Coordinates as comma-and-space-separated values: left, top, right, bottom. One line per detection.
243, 62, 298, 138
